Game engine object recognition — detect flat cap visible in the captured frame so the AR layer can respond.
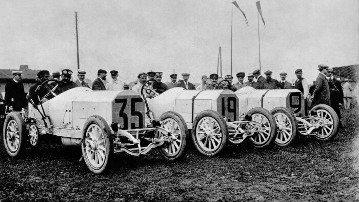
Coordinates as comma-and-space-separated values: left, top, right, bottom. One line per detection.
147, 71, 156, 77
182, 73, 190, 76
253, 69, 261, 75
61, 69, 73, 76
52, 71, 60, 77
225, 75, 233, 79
247, 73, 254, 77
78, 70, 86, 75
170, 73, 177, 78
236, 72, 245, 78
110, 70, 118, 76
210, 73, 219, 79
280, 72, 287, 76
37, 70, 50, 77
12, 70, 22, 75
318, 64, 329, 71
137, 72, 147, 78
295, 69, 302, 74
264, 70, 272, 75
97, 69, 107, 74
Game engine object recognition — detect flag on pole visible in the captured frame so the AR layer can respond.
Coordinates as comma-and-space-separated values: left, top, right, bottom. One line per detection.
232, 1, 248, 25
256, 1, 265, 25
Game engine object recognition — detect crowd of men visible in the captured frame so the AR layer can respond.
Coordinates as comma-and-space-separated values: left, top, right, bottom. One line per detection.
3, 65, 356, 127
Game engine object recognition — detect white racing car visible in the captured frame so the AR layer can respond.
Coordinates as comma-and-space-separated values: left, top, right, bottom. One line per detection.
141, 81, 277, 157
2, 80, 188, 174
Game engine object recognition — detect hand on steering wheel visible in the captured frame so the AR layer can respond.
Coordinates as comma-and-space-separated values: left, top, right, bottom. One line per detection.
141, 80, 159, 99
33, 79, 60, 103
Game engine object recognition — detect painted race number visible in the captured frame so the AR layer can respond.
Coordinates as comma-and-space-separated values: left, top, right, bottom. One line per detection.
219, 96, 238, 122
114, 97, 145, 130
289, 92, 302, 113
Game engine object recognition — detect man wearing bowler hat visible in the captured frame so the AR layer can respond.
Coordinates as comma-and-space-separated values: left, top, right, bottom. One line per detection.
92, 69, 107, 90
262, 70, 279, 89
75, 70, 90, 88
166, 73, 178, 89
177, 73, 195, 90
5, 70, 27, 111
294, 69, 309, 99
106, 70, 124, 90
278, 72, 292, 89
310, 64, 331, 107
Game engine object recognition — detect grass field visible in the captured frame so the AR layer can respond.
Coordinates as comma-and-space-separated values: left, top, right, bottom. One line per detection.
0, 108, 358, 201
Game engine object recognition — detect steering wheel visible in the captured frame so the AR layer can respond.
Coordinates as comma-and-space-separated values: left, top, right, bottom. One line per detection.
32, 79, 60, 103
216, 80, 231, 89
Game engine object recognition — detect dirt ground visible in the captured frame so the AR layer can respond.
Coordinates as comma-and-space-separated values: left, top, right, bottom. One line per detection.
0, 108, 358, 201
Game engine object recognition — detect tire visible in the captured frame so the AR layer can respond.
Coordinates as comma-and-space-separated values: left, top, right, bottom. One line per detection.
192, 110, 228, 157
245, 107, 276, 148
311, 104, 339, 141
158, 111, 188, 161
270, 107, 297, 147
81, 116, 113, 174
2, 112, 26, 157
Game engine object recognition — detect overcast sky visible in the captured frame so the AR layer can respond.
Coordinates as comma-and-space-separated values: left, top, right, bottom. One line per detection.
0, 0, 358, 83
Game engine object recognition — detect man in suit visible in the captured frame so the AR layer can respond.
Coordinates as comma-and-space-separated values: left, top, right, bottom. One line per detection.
233, 72, 246, 90
278, 72, 292, 89
310, 64, 331, 107
262, 70, 280, 89
196, 75, 208, 90
5, 71, 27, 111
207, 74, 219, 90
152, 72, 168, 94
166, 73, 178, 89
176, 73, 195, 90
294, 69, 309, 99
244, 73, 258, 88
327, 67, 344, 127
75, 70, 91, 88
27, 70, 51, 105
54, 69, 78, 95
106, 70, 124, 90
253, 69, 265, 89
92, 69, 107, 90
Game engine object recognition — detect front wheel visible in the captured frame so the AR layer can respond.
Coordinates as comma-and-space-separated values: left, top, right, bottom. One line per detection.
158, 111, 188, 161
271, 107, 297, 147
2, 112, 26, 157
81, 116, 113, 174
192, 110, 228, 157
311, 104, 339, 141
246, 107, 277, 148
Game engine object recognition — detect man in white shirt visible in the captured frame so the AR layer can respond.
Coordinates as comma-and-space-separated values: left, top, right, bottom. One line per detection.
196, 75, 208, 90
106, 70, 124, 90
75, 70, 90, 88
132, 72, 148, 94
294, 69, 309, 99
278, 72, 292, 89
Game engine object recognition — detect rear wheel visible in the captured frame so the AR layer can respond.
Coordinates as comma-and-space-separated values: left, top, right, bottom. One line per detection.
82, 116, 113, 174
192, 110, 228, 157
311, 104, 339, 141
246, 107, 276, 148
2, 112, 26, 157
271, 107, 297, 147
158, 111, 188, 161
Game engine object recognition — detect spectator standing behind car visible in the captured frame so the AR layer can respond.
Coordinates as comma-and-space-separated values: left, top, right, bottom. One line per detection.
253, 69, 265, 89
177, 73, 195, 90
233, 72, 246, 90
310, 64, 331, 107
5, 71, 27, 111
27, 70, 51, 105
278, 72, 292, 89
207, 74, 219, 90
52, 71, 61, 80
75, 70, 90, 88
342, 78, 353, 109
244, 73, 258, 88
106, 70, 124, 90
262, 70, 280, 89
294, 69, 309, 99
132, 72, 147, 94
166, 74, 178, 89
196, 75, 208, 90
92, 69, 107, 90
152, 72, 168, 94
54, 69, 78, 95
327, 67, 344, 127
224, 75, 237, 91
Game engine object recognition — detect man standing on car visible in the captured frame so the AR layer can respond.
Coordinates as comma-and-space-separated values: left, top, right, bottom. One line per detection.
75, 70, 90, 88
106, 70, 124, 90
177, 73, 195, 90
55, 69, 78, 94
166, 73, 178, 89
5, 71, 27, 111
92, 69, 107, 90
278, 72, 292, 89
310, 64, 331, 107
294, 69, 309, 99
327, 67, 344, 127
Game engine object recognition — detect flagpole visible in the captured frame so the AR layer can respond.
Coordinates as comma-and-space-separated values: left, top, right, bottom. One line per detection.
217, 46, 220, 75
220, 46, 222, 77
257, 11, 261, 72
75, 12, 80, 70
230, 5, 233, 76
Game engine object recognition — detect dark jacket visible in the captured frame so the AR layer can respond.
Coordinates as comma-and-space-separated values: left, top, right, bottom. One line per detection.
278, 81, 292, 89
54, 81, 78, 95
5, 80, 27, 111
92, 78, 106, 90
153, 81, 168, 94
261, 78, 280, 89
312, 73, 330, 106
176, 80, 195, 90
328, 77, 344, 118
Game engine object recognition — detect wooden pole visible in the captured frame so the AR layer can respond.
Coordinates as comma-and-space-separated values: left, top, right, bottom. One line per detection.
257, 12, 262, 71
75, 12, 80, 70
230, 5, 233, 76
220, 46, 223, 77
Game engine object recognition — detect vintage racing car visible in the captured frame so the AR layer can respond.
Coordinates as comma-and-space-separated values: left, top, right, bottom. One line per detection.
2, 80, 188, 174
141, 82, 277, 157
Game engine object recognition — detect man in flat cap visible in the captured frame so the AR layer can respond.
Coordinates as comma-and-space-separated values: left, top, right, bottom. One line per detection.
54, 69, 78, 95
166, 73, 178, 89
92, 69, 107, 90
75, 70, 90, 88
207, 73, 219, 90
261, 70, 280, 89
327, 67, 344, 127
253, 69, 265, 87
106, 70, 124, 91
310, 64, 331, 107
152, 72, 168, 94
5, 70, 27, 111
177, 73, 195, 90
132, 72, 147, 94
294, 69, 309, 99
52, 71, 61, 81
147, 71, 156, 81
278, 72, 292, 89
27, 70, 51, 105
233, 72, 246, 90
244, 73, 257, 88
196, 75, 208, 90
